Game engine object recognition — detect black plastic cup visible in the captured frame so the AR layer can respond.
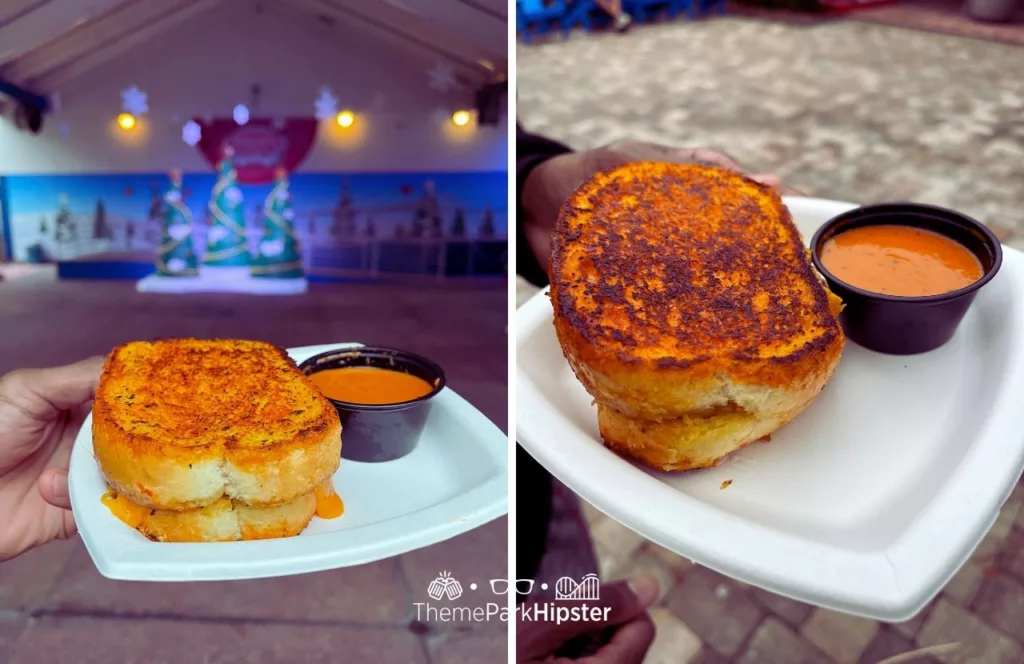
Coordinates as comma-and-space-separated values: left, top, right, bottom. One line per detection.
299, 347, 446, 462
810, 203, 1002, 355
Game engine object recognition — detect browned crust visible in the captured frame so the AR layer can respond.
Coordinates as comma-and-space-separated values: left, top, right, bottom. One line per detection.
93, 339, 342, 509
549, 162, 845, 420
136, 492, 318, 543
598, 400, 815, 472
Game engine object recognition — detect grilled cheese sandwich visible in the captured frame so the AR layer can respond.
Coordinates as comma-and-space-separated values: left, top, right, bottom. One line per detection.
550, 162, 844, 471
93, 338, 343, 541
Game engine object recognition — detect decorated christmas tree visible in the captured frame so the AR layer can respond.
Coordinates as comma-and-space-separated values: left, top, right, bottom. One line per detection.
450, 209, 466, 237
147, 182, 164, 220
203, 146, 249, 268
480, 206, 496, 238
156, 170, 198, 277
92, 200, 111, 240
332, 180, 357, 238
411, 180, 442, 238
251, 167, 303, 279
54, 195, 71, 242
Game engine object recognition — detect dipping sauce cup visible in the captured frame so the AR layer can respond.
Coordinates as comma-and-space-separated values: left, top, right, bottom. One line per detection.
811, 203, 1002, 355
299, 347, 446, 462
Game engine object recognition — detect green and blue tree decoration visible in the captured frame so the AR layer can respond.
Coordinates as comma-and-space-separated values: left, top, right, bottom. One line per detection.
203, 146, 250, 268
251, 167, 304, 279
156, 169, 198, 276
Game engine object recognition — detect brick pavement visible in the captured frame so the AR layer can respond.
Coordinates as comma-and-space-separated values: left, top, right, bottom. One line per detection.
0, 273, 508, 663
583, 486, 1024, 663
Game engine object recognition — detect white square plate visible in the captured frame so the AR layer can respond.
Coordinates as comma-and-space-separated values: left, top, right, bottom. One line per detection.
516, 197, 1024, 621
70, 343, 508, 581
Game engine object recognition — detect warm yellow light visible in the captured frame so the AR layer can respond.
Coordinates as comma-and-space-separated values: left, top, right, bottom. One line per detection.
336, 110, 355, 128
452, 110, 471, 127
117, 113, 136, 130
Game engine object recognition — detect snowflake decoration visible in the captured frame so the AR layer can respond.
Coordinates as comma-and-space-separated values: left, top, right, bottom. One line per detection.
260, 239, 284, 257
225, 186, 243, 205
427, 61, 456, 93
165, 190, 183, 203
167, 258, 186, 273
233, 104, 249, 125
182, 120, 202, 147
314, 86, 338, 121
283, 208, 294, 220
168, 224, 190, 241
275, 188, 290, 201
121, 85, 148, 115
208, 226, 228, 243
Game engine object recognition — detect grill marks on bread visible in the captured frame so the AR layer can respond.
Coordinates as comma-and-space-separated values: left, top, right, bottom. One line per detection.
552, 163, 840, 367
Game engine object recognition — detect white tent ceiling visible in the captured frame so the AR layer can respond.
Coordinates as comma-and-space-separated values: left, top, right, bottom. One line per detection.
0, 0, 507, 98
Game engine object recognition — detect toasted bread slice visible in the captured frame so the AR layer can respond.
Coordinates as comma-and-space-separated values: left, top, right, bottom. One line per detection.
597, 396, 824, 472
550, 162, 844, 425
93, 339, 342, 510
103, 489, 318, 543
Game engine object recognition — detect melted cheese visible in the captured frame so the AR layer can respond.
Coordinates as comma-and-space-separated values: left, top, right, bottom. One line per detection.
315, 479, 344, 519
101, 490, 149, 528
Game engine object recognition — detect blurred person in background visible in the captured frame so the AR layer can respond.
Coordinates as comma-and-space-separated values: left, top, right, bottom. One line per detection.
593, 0, 634, 31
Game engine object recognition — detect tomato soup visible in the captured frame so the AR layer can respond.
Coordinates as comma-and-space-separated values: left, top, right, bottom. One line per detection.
309, 366, 435, 405
819, 225, 983, 297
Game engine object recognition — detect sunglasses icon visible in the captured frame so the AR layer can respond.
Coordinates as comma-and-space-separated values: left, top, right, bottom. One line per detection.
490, 579, 535, 595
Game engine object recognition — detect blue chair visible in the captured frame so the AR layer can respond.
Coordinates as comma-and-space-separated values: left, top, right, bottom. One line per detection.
562, 0, 603, 34
625, 0, 691, 21
703, 0, 727, 15
517, 0, 567, 43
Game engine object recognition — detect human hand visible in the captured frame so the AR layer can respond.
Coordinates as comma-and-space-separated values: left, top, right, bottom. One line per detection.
0, 357, 104, 561
517, 576, 659, 663
521, 140, 804, 272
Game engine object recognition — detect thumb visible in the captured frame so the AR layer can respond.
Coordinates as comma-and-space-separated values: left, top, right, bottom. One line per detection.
0, 356, 105, 421
39, 468, 71, 510
750, 173, 807, 197
518, 576, 659, 660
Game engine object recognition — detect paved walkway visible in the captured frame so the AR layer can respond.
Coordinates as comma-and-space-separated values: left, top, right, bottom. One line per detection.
0, 270, 508, 663
519, 16, 1024, 247
518, 15, 1024, 661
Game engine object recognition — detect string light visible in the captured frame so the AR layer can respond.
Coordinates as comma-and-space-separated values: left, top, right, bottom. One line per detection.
335, 110, 355, 128
452, 110, 471, 127
117, 113, 136, 130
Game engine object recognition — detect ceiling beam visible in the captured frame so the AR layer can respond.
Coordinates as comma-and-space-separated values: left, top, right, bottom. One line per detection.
452, 0, 506, 22
29, 0, 223, 93
0, 0, 51, 31
0, 76, 49, 110
282, 0, 492, 89
0, 0, 129, 66
320, 0, 503, 77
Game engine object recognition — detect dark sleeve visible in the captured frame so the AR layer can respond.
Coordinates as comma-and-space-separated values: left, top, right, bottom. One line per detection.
517, 125, 572, 287
516, 443, 553, 591
516, 126, 571, 584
